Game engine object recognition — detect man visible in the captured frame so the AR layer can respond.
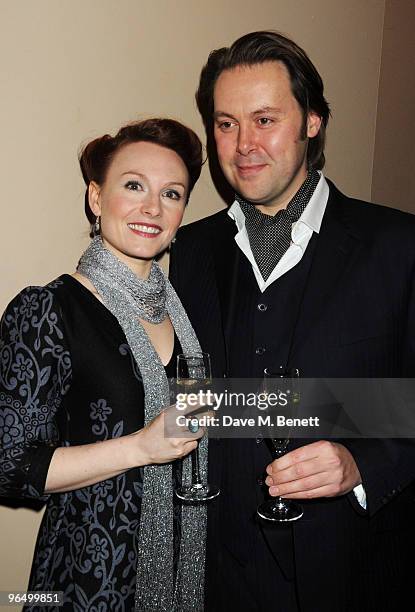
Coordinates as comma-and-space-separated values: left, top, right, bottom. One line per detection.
170, 31, 415, 611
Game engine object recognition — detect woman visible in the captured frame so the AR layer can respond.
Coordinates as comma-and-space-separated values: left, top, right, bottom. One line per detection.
0, 118, 206, 611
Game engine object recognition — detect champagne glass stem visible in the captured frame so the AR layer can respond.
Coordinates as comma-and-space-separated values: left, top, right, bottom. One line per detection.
270, 444, 285, 508
191, 448, 202, 485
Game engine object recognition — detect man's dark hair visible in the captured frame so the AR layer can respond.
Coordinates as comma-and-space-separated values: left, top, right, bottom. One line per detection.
196, 30, 330, 170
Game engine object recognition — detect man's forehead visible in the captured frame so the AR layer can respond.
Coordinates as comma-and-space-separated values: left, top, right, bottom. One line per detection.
213, 61, 292, 111
215, 60, 290, 86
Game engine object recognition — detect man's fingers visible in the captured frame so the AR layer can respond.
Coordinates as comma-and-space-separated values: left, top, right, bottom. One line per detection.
266, 457, 327, 486
276, 484, 336, 500
269, 472, 333, 497
265, 442, 360, 499
266, 440, 336, 474
266, 449, 316, 475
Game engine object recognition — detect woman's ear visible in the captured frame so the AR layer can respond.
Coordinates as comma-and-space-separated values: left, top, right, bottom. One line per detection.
88, 181, 102, 218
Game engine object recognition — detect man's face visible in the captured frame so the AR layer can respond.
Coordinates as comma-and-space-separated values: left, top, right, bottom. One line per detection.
213, 61, 321, 214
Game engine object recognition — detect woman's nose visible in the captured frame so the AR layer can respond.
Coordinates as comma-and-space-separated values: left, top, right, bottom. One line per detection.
141, 193, 161, 217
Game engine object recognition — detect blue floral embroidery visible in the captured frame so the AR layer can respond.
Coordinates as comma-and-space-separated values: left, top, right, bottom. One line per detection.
92, 480, 113, 497
19, 292, 39, 318
0, 407, 23, 446
119, 343, 142, 382
1, 281, 144, 611
86, 534, 110, 563
90, 399, 112, 422
12, 353, 34, 382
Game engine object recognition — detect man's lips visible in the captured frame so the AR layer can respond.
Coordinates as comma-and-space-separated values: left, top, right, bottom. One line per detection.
235, 163, 267, 177
127, 222, 162, 238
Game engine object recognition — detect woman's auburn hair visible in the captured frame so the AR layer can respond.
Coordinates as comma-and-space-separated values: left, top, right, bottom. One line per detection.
79, 118, 204, 233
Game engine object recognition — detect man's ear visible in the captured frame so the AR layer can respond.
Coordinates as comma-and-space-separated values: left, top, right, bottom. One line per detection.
88, 181, 102, 217
307, 111, 322, 138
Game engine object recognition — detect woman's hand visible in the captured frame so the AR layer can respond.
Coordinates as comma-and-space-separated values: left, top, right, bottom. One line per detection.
44, 403, 208, 494
132, 403, 206, 465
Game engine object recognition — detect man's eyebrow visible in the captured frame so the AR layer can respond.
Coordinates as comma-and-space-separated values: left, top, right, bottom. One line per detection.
213, 107, 283, 120
251, 106, 283, 116
213, 111, 237, 120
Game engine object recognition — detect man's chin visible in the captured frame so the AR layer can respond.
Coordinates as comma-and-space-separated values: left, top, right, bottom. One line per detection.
234, 187, 274, 206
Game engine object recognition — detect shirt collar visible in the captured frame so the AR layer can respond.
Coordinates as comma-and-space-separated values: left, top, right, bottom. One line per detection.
228, 171, 328, 235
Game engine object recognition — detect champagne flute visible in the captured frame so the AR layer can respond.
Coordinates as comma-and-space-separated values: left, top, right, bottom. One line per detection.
257, 368, 303, 522
174, 352, 220, 502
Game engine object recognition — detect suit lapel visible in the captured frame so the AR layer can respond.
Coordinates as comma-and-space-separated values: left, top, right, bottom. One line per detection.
290, 185, 364, 361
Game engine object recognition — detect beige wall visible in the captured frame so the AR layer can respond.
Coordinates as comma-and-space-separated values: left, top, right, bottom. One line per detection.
372, 0, 415, 212
0, 0, 387, 600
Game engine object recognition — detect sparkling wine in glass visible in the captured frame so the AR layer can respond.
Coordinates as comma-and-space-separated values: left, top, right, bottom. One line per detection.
257, 368, 303, 522
174, 352, 220, 502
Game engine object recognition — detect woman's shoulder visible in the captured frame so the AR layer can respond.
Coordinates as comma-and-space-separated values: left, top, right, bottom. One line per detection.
2, 274, 117, 348
3, 276, 69, 318
0, 276, 82, 347
4, 274, 90, 311
1, 278, 73, 396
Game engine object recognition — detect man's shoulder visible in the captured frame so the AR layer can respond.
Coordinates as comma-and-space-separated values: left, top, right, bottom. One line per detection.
177, 208, 232, 241
327, 179, 415, 236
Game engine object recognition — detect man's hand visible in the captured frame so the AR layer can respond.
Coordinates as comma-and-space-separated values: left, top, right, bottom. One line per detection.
265, 441, 362, 499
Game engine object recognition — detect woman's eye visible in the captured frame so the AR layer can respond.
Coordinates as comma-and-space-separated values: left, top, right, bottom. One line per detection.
125, 180, 142, 191
163, 190, 181, 200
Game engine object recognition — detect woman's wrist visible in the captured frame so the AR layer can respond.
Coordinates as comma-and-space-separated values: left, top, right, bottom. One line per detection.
125, 429, 150, 468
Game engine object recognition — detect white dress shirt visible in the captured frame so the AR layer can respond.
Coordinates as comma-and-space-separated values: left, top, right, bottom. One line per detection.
228, 173, 367, 509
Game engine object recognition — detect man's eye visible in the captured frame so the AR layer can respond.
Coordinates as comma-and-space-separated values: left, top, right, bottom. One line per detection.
257, 117, 273, 126
125, 180, 142, 191
218, 121, 234, 130
163, 190, 181, 200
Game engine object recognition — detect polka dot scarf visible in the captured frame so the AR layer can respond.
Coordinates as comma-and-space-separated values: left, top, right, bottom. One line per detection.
237, 168, 320, 281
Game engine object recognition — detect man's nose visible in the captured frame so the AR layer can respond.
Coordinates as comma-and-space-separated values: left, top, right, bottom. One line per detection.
236, 124, 256, 155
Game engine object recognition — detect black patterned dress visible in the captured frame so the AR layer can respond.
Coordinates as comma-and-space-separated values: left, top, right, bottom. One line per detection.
0, 275, 181, 611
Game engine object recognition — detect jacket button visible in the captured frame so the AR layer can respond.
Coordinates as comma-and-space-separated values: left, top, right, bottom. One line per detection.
256, 476, 264, 486
255, 347, 266, 355
257, 303, 268, 312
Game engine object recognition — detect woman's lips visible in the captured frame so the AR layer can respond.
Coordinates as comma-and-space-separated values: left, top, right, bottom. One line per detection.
127, 223, 162, 238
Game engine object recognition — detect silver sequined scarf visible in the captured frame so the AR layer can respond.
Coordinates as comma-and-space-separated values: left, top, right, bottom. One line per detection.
77, 237, 207, 611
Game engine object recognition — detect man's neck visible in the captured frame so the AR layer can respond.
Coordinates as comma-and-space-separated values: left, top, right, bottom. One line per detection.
246, 167, 310, 216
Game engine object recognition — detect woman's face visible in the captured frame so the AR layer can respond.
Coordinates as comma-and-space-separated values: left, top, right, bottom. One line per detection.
89, 141, 189, 276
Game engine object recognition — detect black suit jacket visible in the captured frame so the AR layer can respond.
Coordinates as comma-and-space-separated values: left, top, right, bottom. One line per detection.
170, 181, 415, 611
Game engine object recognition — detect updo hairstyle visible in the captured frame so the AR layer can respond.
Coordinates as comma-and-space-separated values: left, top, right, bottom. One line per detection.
79, 118, 203, 236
